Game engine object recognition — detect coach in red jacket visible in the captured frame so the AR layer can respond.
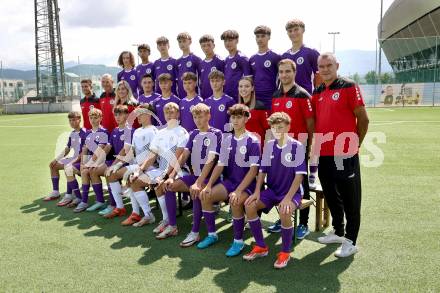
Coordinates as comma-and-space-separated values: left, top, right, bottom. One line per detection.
312, 52, 369, 257
80, 79, 100, 130
99, 74, 117, 133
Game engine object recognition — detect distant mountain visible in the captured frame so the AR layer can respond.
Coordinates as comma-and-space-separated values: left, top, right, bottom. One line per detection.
336, 50, 392, 76
1, 50, 392, 80
1, 64, 119, 81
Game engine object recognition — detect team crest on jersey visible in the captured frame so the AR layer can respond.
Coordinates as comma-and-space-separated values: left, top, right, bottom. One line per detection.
285, 153, 292, 162
186, 61, 192, 68
264, 60, 271, 68
296, 57, 304, 65
286, 101, 293, 108
110, 99, 115, 105
167, 64, 173, 71
203, 137, 211, 146
89, 105, 95, 110
231, 62, 237, 69
120, 134, 125, 140
146, 68, 152, 74
129, 75, 135, 81
332, 92, 340, 101
218, 104, 225, 112
211, 67, 217, 72
239, 146, 247, 155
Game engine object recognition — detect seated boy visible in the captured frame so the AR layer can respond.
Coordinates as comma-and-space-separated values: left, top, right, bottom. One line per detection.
87, 105, 134, 212
161, 103, 222, 245
44, 111, 87, 204
129, 102, 189, 235
105, 103, 158, 222
198, 104, 261, 256
243, 112, 307, 269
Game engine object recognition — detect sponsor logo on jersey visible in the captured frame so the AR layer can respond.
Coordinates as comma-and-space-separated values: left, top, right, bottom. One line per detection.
296, 57, 304, 65
332, 92, 340, 101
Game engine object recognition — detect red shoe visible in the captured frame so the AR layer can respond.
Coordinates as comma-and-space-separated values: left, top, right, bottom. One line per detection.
274, 252, 291, 269
104, 207, 126, 219
43, 191, 60, 201
121, 213, 141, 226
243, 245, 269, 261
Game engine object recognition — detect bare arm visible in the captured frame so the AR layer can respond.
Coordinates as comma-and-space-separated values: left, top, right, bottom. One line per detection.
354, 106, 369, 146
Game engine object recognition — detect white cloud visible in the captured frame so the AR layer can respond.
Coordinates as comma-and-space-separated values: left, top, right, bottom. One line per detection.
0, 0, 394, 69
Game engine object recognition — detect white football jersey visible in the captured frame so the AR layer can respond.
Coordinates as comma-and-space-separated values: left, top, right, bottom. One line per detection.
132, 125, 158, 164
150, 125, 189, 172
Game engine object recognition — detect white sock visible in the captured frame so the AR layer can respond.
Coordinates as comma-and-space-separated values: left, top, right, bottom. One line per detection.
109, 181, 124, 209
134, 190, 151, 216
129, 189, 140, 215
157, 196, 168, 222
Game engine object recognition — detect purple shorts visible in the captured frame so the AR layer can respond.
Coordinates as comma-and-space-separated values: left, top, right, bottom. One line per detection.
179, 175, 219, 188
105, 160, 114, 167
259, 188, 302, 214
220, 179, 254, 197
72, 162, 81, 171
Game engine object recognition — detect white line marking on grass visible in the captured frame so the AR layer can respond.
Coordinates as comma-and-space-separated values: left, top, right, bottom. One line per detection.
0, 125, 65, 128
0, 114, 64, 123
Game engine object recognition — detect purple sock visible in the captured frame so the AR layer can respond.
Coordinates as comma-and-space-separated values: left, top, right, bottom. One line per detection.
233, 217, 245, 241
107, 185, 116, 206
92, 183, 104, 203
281, 226, 293, 253
182, 192, 189, 201
81, 184, 90, 203
203, 210, 216, 234
70, 180, 81, 199
66, 182, 72, 194
192, 198, 202, 233
51, 177, 59, 192
165, 191, 177, 226
249, 218, 266, 248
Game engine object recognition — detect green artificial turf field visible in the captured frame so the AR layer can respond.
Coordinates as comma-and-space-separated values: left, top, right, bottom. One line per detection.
0, 107, 439, 292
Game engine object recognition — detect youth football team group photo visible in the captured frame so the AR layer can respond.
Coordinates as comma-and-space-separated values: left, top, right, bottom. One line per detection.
43, 19, 370, 269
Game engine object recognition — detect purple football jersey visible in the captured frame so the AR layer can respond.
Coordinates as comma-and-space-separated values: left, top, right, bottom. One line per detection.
185, 127, 222, 176
136, 62, 155, 94
117, 69, 139, 98
224, 51, 251, 102
85, 127, 109, 155
138, 92, 161, 105
153, 58, 178, 95
282, 46, 319, 94
203, 94, 235, 132
109, 126, 134, 159
176, 53, 202, 98
152, 95, 181, 126
249, 50, 281, 109
218, 132, 261, 185
66, 128, 88, 155
199, 55, 225, 99
260, 137, 307, 197
179, 95, 203, 132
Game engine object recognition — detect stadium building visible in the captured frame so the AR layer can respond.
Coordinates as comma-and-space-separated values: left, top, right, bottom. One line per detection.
380, 0, 440, 83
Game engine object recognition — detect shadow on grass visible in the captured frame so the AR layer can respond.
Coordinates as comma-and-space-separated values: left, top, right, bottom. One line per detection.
21, 197, 352, 292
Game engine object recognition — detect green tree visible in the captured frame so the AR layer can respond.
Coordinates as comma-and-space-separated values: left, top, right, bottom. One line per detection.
381, 72, 393, 84
364, 71, 377, 84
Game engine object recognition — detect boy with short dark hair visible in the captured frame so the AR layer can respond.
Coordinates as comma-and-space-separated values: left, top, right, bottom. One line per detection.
199, 34, 225, 99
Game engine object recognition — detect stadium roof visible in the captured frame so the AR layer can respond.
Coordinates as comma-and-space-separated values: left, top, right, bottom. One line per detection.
380, 0, 440, 39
